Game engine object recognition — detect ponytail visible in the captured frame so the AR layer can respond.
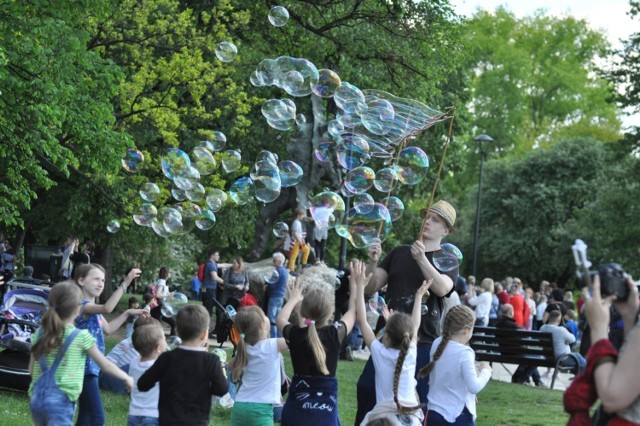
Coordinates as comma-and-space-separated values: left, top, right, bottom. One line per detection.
230, 338, 248, 383
393, 332, 422, 413
308, 322, 329, 375
229, 306, 266, 383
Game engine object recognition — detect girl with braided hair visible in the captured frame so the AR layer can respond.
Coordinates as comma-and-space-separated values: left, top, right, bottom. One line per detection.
353, 259, 430, 426
229, 306, 288, 426
419, 305, 492, 425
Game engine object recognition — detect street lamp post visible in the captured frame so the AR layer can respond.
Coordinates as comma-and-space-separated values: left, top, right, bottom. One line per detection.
472, 134, 493, 278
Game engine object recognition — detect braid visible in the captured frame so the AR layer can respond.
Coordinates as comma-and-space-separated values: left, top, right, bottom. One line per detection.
418, 333, 450, 378
392, 332, 422, 413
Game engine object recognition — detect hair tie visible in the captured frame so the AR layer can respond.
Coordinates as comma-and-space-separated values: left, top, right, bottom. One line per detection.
304, 319, 315, 326
240, 333, 246, 340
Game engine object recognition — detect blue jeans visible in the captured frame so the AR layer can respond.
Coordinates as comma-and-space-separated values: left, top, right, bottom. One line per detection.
427, 406, 474, 425
98, 364, 129, 395
267, 296, 284, 338
30, 383, 76, 426
127, 415, 159, 426
76, 375, 105, 426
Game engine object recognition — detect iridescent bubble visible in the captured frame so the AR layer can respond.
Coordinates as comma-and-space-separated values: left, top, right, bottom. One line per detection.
161, 148, 191, 180
315, 140, 334, 163
173, 176, 193, 191
211, 131, 227, 152
327, 120, 344, 138
212, 348, 227, 363
171, 186, 187, 202
360, 98, 395, 135
278, 160, 304, 187
139, 182, 160, 202
368, 294, 386, 315
106, 220, 121, 234
262, 99, 292, 121
273, 222, 289, 238
266, 117, 295, 131
309, 191, 345, 229
166, 335, 182, 350
191, 147, 216, 176
353, 193, 375, 214
281, 71, 305, 94
221, 150, 242, 173
198, 140, 215, 153
251, 160, 277, 181
296, 114, 306, 126
133, 203, 158, 227
256, 150, 279, 165
161, 292, 188, 318
186, 182, 205, 202
312, 69, 341, 98
159, 207, 183, 234
373, 167, 397, 193
205, 188, 228, 212
195, 210, 216, 231
174, 202, 202, 235
344, 167, 375, 194
229, 177, 254, 205
381, 196, 404, 222
433, 243, 463, 272
277, 57, 319, 97
150, 218, 172, 238
334, 82, 366, 114
396, 146, 429, 185
252, 165, 281, 203
121, 149, 144, 173
334, 203, 392, 249
337, 112, 362, 128
268, 6, 289, 27
215, 41, 238, 63
336, 135, 370, 170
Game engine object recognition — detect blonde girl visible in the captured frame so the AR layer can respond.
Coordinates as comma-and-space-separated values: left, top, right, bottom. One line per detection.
352, 259, 430, 425
229, 306, 288, 426
419, 305, 492, 425
276, 263, 357, 426
29, 281, 132, 426
73, 263, 146, 425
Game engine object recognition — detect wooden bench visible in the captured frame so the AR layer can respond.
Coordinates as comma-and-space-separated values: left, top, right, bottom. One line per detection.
469, 326, 582, 390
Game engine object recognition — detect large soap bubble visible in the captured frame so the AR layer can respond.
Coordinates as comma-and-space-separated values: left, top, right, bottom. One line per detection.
229, 177, 254, 205
314, 140, 334, 163
205, 188, 227, 212
327, 120, 344, 138
334, 203, 392, 249
161, 148, 191, 180
353, 193, 375, 214
208, 131, 227, 152
221, 150, 242, 173
215, 41, 238, 62
373, 167, 397, 193
273, 222, 289, 238
368, 294, 386, 316
191, 147, 216, 176
268, 6, 289, 27
174, 202, 202, 235
309, 191, 345, 229
278, 160, 303, 187
381, 196, 404, 222
150, 218, 172, 238
133, 203, 158, 227
336, 135, 370, 170
312, 69, 341, 98
159, 207, 183, 234
185, 182, 205, 202
344, 167, 375, 194
173, 176, 193, 191
171, 186, 187, 202
161, 292, 188, 317
334, 82, 366, 114
195, 210, 216, 231
252, 165, 281, 204
396, 146, 429, 185
433, 243, 463, 272
106, 220, 121, 234
122, 149, 144, 173
139, 182, 160, 202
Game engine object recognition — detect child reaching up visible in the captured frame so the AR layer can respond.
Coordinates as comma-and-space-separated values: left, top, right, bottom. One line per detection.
229, 306, 288, 426
276, 263, 357, 426
29, 281, 133, 426
419, 305, 492, 425
128, 322, 167, 425
138, 304, 228, 425
354, 258, 431, 426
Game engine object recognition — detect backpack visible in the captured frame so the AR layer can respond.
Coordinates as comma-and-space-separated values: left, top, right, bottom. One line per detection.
31, 329, 81, 402
197, 263, 206, 283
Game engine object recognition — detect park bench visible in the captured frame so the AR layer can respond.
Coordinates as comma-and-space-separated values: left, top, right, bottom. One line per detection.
469, 326, 582, 390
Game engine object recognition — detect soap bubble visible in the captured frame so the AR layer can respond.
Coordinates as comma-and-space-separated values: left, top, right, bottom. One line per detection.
433, 243, 463, 272
133, 203, 158, 226
215, 41, 238, 62
205, 188, 227, 212
312, 69, 341, 98
121, 149, 144, 173
106, 220, 121, 234
368, 294, 386, 315
396, 146, 429, 185
336, 135, 370, 170
334, 82, 366, 114
314, 140, 334, 163
191, 147, 216, 176
268, 6, 289, 27
344, 166, 375, 194
185, 182, 206, 202
171, 186, 187, 202
256, 150, 279, 165
296, 114, 306, 125
166, 336, 182, 350
327, 120, 344, 138
161, 148, 191, 180
139, 182, 160, 202
173, 176, 194, 191
381, 196, 404, 222
278, 160, 304, 187
353, 193, 375, 214
150, 218, 172, 238
211, 131, 227, 152
273, 222, 289, 238
360, 98, 395, 136
198, 140, 215, 153
221, 150, 242, 173
262, 99, 292, 121
159, 207, 183, 234
212, 348, 227, 363
309, 191, 345, 229
174, 202, 202, 235
373, 167, 397, 193
334, 203, 391, 249
229, 177, 254, 205
253, 166, 281, 203
195, 210, 216, 230
161, 292, 189, 318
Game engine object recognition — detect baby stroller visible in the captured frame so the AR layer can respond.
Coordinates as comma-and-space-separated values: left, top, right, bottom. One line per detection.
212, 297, 241, 352
0, 281, 50, 391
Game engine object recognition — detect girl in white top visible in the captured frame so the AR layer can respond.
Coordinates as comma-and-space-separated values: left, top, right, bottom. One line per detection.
419, 305, 492, 425
229, 306, 288, 426
467, 278, 494, 327
353, 259, 430, 426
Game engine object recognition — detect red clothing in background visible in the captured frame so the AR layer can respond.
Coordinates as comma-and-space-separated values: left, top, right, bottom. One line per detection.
510, 293, 530, 328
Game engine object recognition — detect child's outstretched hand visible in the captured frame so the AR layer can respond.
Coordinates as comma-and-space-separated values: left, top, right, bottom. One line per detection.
287, 278, 304, 303
123, 268, 142, 288
350, 259, 372, 289
127, 308, 150, 318
416, 279, 433, 299
381, 304, 393, 321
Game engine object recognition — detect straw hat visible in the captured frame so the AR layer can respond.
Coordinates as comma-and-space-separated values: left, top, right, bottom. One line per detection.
420, 200, 456, 231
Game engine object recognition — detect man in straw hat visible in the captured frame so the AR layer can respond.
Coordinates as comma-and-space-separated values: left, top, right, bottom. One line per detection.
354, 200, 459, 424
